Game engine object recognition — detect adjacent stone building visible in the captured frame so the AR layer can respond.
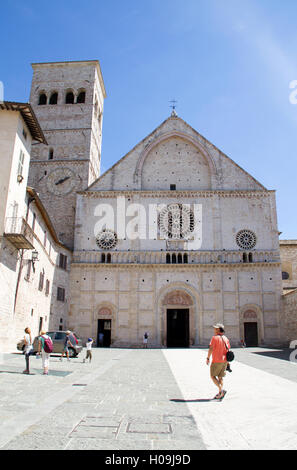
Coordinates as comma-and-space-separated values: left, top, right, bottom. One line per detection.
282, 289, 297, 344
279, 240, 297, 292
0, 102, 70, 352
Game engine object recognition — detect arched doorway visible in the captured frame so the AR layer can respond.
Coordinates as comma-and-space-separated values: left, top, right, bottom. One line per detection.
240, 306, 263, 346
95, 305, 115, 347
243, 311, 258, 346
160, 289, 196, 347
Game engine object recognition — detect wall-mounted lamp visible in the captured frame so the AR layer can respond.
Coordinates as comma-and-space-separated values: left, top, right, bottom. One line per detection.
31, 250, 39, 271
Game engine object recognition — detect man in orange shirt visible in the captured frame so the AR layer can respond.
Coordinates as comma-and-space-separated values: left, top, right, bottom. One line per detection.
206, 323, 230, 400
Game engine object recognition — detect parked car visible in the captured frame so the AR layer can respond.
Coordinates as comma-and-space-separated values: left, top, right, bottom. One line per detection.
17, 331, 83, 357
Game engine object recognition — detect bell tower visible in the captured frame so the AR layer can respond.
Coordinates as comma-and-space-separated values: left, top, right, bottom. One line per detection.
28, 60, 106, 249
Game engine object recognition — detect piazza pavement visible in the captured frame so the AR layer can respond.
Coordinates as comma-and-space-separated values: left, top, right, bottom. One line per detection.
0, 346, 297, 450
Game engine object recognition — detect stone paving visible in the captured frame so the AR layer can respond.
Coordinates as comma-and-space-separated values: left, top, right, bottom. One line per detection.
0, 347, 297, 450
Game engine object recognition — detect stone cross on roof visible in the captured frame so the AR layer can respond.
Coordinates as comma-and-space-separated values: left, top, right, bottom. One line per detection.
169, 99, 178, 117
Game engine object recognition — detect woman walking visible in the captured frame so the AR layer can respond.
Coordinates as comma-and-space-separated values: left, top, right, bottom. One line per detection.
37, 330, 52, 375
23, 327, 33, 374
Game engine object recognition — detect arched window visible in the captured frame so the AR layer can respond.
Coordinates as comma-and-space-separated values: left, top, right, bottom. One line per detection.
282, 271, 290, 280
48, 148, 54, 160
178, 253, 183, 264
38, 93, 47, 105
49, 92, 58, 105
248, 253, 253, 263
77, 90, 86, 103
101, 253, 106, 263
183, 253, 188, 264
106, 253, 111, 264
166, 253, 171, 264
65, 91, 74, 104
242, 252, 247, 263
172, 253, 177, 264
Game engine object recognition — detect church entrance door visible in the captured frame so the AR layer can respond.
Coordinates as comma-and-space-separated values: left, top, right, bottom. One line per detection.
244, 322, 258, 347
97, 319, 111, 347
167, 309, 189, 348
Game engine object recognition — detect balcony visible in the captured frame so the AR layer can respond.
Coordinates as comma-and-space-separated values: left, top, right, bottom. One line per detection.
4, 217, 34, 249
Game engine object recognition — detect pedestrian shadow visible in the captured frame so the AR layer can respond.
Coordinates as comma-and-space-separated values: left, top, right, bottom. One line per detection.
170, 398, 215, 403
0, 370, 36, 375
0, 369, 72, 377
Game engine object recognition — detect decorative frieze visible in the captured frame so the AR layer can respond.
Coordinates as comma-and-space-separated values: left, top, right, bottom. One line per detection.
72, 249, 281, 266
78, 189, 274, 199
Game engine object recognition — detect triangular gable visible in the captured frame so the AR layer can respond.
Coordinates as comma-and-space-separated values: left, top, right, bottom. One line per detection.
86, 115, 267, 192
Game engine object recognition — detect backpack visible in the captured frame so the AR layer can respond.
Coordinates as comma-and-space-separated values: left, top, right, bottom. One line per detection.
221, 336, 235, 362
43, 336, 53, 354
72, 334, 78, 345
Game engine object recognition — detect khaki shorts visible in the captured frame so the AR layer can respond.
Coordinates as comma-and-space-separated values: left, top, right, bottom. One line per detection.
210, 362, 227, 378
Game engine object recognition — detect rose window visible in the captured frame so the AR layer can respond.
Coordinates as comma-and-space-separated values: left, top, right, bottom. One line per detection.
96, 229, 118, 250
236, 229, 257, 250
158, 204, 194, 239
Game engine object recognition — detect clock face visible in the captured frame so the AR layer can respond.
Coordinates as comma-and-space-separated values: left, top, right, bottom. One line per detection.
46, 168, 80, 196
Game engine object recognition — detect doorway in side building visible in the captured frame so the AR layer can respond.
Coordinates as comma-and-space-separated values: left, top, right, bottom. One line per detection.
244, 322, 259, 347
167, 308, 190, 348
97, 319, 111, 347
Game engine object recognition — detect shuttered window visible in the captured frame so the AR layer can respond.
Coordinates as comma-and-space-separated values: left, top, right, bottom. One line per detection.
59, 253, 67, 270
57, 287, 65, 302
18, 150, 25, 176
38, 271, 45, 291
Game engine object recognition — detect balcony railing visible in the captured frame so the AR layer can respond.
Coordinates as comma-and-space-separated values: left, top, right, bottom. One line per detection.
73, 249, 281, 265
4, 217, 34, 249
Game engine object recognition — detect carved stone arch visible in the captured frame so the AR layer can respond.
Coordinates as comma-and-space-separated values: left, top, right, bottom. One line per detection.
65, 88, 75, 104
49, 90, 59, 105
157, 282, 200, 347
239, 304, 264, 345
134, 131, 218, 188
38, 90, 47, 105
77, 88, 86, 103
93, 302, 116, 345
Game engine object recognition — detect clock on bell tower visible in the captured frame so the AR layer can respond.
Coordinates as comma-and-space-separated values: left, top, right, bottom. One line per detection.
28, 60, 106, 250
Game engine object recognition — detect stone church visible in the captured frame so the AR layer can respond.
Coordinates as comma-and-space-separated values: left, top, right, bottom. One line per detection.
26, 60, 284, 348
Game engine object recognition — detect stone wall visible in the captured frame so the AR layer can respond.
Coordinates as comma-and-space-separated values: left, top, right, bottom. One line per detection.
69, 263, 282, 348
279, 240, 297, 292
282, 289, 297, 344
1, 192, 71, 352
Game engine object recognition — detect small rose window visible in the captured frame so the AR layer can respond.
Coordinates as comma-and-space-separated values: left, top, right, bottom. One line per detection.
236, 229, 257, 250
96, 229, 118, 250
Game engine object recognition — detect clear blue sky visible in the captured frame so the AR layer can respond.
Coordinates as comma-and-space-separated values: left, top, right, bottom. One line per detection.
1, 0, 297, 238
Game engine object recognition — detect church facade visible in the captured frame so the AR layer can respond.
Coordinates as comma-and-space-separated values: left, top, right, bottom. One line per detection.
69, 114, 283, 347
20, 60, 285, 348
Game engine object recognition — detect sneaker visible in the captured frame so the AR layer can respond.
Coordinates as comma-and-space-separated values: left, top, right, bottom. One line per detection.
226, 364, 232, 373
